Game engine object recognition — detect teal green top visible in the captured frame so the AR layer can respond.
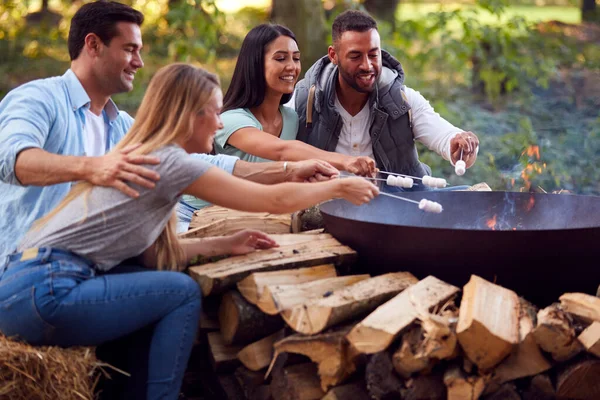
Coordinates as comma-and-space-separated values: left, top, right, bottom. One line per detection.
213, 106, 299, 163
182, 106, 299, 211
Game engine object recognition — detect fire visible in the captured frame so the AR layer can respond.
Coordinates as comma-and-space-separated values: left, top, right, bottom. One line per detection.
516, 144, 546, 192
486, 214, 498, 230
523, 145, 541, 160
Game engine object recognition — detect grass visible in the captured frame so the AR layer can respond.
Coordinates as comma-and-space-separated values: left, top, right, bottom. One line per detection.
397, 4, 581, 24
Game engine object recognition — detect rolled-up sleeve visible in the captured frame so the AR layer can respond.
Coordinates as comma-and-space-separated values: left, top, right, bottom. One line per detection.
0, 84, 55, 185
190, 153, 239, 174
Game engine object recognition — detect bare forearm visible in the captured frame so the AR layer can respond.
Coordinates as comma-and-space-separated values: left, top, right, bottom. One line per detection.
260, 180, 343, 214
180, 237, 230, 263
15, 148, 89, 185
232, 160, 289, 184
277, 141, 348, 170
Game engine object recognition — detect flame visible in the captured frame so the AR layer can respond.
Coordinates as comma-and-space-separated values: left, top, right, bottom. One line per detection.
526, 195, 535, 212
516, 145, 546, 192
522, 145, 541, 160
486, 214, 498, 230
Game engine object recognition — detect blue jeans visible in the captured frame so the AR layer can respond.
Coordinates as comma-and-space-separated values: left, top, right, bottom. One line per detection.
176, 200, 196, 233
0, 247, 201, 400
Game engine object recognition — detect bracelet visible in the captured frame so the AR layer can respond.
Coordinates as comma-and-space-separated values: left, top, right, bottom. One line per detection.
283, 161, 288, 174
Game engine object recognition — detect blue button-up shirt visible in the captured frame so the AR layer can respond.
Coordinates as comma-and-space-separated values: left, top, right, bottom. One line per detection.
0, 69, 239, 259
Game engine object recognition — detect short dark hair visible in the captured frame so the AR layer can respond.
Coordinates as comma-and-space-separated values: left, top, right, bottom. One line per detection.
332, 10, 378, 44
68, 1, 144, 61
222, 24, 297, 112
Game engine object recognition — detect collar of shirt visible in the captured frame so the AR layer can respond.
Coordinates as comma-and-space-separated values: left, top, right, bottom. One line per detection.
63, 69, 120, 122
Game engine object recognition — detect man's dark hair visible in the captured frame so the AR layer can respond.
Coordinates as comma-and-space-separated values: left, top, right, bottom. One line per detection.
332, 10, 378, 44
68, 1, 144, 61
222, 24, 298, 112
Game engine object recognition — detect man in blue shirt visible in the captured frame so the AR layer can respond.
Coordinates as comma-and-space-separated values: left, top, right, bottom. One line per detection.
0, 1, 338, 260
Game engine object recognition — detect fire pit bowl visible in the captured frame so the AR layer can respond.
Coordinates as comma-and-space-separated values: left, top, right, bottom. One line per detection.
320, 190, 600, 306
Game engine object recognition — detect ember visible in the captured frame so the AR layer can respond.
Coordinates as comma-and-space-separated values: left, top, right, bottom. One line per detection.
526, 195, 536, 212
486, 214, 498, 230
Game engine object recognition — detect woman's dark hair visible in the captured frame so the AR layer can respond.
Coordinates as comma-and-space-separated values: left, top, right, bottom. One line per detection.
222, 24, 297, 112
68, 0, 144, 61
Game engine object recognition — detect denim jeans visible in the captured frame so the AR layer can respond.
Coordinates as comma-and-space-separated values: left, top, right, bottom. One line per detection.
0, 247, 201, 400
176, 200, 196, 233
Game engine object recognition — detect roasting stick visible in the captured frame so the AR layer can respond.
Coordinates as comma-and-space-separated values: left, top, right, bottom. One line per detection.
455, 148, 466, 176
338, 176, 443, 213
379, 191, 443, 213
379, 170, 447, 189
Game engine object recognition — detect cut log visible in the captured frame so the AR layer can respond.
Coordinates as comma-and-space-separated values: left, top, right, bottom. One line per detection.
347, 275, 459, 354
238, 329, 286, 372
199, 310, 220, 333
491, 299, 552, 384
189, 238, 357, 296
556, 358, 600, 399
533, 303, 583, 362
560, 292, 600, 323
207, 331, 243, 373
522, 374, 555, 400
189, 205, 287, 229
270, 363, 325, 400
392, 308, 459, 378
443, 365, 486, 400
321, 381, 370, 400
216, 374, 247, 400
258, 275, 370, 315
291, 205, 323, 233
272, 326, 355, 391
237, 264, 337, 305
456, 275, 520, 371
578, 321, 600, 357
365, 352, 404, 400
219, 290, 283, 345
282, 272, 418, 335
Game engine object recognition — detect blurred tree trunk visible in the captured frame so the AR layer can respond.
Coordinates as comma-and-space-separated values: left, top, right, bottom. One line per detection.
363, 0, 400, 32
271, 0, 327, 76
581, 0, 598, 23
25, 0, 62, 27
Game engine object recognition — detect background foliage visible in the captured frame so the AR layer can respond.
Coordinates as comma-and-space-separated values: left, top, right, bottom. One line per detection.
1, 0, 599, 195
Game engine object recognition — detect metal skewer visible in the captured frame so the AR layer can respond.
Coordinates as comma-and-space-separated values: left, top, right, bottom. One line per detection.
378, 170, 424, 180
378, 191, 421, 205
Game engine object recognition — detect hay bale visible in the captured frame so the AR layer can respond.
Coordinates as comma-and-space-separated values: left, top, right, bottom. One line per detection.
0, 335, 102, 400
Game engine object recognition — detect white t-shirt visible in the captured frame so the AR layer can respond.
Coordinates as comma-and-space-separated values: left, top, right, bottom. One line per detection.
83, 108, 108, 157
332, 86, 462, 162
334, 93, 374, 159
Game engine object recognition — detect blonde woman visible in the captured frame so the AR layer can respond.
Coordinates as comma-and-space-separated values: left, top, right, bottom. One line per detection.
0, 63, 378, 400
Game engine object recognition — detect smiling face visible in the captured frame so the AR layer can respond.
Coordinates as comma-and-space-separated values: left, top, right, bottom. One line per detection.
93, 22, 144, 95
263, 35, 301, 96
187, 88, 224, 154
329, 28, 381, 94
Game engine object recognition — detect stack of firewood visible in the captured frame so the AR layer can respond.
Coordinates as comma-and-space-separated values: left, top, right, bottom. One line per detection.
182, 206, 600, 400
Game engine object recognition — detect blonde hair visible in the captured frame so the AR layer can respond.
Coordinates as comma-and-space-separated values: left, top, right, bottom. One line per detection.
36, 63, 220, 271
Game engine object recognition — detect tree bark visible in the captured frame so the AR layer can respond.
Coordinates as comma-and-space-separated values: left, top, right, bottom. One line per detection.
582, 0, 598, 23
271, 0, 328, 75
363, 0, 400, 32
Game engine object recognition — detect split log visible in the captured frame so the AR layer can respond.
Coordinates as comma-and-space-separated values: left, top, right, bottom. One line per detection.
270, 363, 325, 400
238, 329, 286, 372
365, 352, 404, 400
482, 383, 520, 400
282, 272, 418, 335
347, 275, 459, 354
556, 358, 600, 399
457, 275, 520, 371
533, 303, 583, 362
258, 275, 370, 315
189, 205, 287, 229
560, 292, 600, 323
403, 373, 447, 400
219, 290, 283, 345
237, 264, 337, 305
522, 374, 555, 400
578, 321, 600, 357
189, 238, 357, 296
199, 310, 220, 333
321, 381, 370, 400
216, 374, 247, 400
234, 366, 272, 400
207, 331, 243, 373
272, 326, 355, 391
491, 299, 552, 385
443, 365, 486, 400
392, 308, 459, 378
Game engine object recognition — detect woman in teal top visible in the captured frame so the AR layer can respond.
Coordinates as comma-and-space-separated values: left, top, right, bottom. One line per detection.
214, 24, 376, 175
